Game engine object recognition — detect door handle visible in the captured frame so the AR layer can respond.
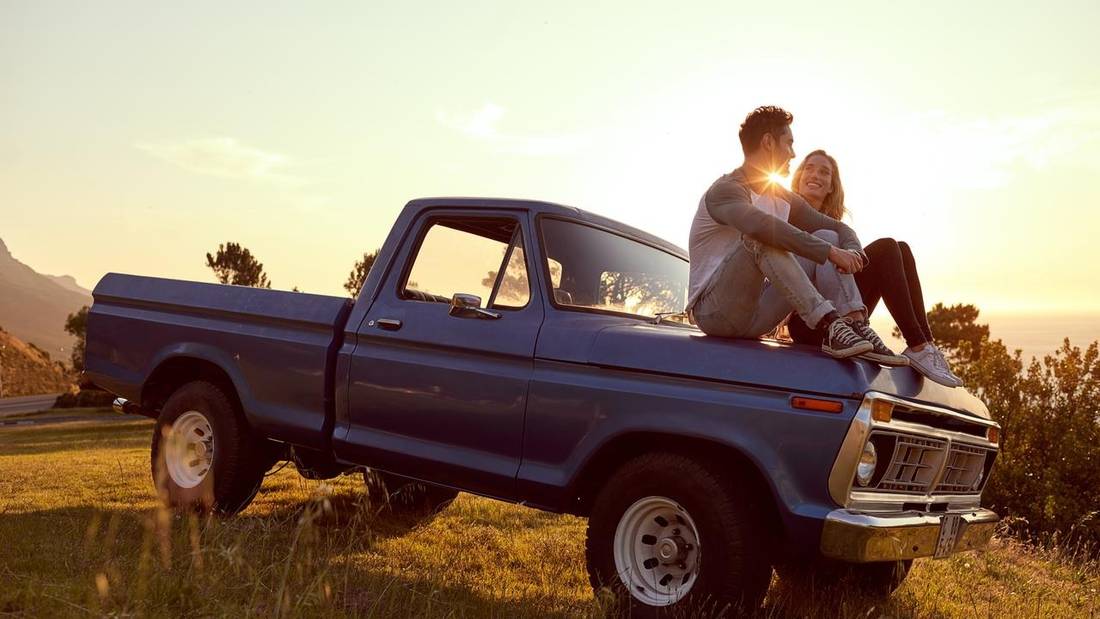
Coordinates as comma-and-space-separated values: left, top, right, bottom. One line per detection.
373, 318, 402, 331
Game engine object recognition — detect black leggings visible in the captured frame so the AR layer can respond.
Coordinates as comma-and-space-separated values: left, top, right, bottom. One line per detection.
789, 238, 933, 347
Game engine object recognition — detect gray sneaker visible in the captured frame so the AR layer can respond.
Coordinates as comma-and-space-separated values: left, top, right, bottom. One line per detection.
850, 320, 910, 366
822, 318, 874, 359
931, 345, 964, 386
903, 345, 961, 387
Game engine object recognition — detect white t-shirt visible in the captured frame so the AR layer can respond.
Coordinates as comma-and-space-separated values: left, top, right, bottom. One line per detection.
749, 190, 791, 222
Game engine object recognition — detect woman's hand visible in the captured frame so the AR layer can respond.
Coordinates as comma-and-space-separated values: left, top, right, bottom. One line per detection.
828, 246, 864, 274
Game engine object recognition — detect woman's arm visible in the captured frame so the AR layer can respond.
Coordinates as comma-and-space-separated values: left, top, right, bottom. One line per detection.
786, 191, 867, 263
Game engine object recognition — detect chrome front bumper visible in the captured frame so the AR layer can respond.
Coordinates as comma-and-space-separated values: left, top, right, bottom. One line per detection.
820, 508, 998, 562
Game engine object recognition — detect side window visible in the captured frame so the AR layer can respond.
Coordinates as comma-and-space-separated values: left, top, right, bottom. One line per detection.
402, 218, 530, 309
488, 234, 531, 308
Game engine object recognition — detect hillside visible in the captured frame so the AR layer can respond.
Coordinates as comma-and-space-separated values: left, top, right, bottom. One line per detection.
0, 237, 91, 357
0, 327, 70, 397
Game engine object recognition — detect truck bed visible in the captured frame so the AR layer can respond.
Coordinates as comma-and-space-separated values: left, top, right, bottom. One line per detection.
85, 273, 352, 448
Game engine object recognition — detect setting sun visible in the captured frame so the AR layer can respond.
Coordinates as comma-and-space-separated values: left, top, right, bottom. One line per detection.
767, 171, 787, 186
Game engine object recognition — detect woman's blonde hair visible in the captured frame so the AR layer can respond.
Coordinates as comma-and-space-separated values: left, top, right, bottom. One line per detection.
791, 149, 846, 221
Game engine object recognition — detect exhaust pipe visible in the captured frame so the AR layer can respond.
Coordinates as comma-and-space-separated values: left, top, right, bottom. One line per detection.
112, 397, 144, 416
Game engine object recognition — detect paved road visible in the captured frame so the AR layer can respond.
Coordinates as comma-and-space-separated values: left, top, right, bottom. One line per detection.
0, 414, 139, 428
0, 393, 62, 419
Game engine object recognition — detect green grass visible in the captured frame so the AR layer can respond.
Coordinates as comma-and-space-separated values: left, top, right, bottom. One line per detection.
1, 419, 1097, 617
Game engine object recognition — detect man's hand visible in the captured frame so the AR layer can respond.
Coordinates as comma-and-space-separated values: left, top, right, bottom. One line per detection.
828, 246, 864, 274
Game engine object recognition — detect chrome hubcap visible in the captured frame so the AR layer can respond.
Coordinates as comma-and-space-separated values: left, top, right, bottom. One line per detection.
613, 496, 701, 607
164, 410, 214, 488
656, 536, 688, 563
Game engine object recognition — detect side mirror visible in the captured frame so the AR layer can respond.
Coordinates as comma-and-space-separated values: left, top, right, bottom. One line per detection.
449, 293, 502, 320
451, 293, 482, 310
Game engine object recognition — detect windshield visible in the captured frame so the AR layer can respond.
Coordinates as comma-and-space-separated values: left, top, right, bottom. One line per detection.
539, 218, 688, 319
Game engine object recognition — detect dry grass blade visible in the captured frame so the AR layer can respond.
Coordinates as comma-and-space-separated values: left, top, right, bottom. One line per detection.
0, 411, 1096, 618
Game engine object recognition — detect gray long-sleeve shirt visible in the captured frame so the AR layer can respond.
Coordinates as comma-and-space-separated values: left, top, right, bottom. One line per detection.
686, 166, 865, 310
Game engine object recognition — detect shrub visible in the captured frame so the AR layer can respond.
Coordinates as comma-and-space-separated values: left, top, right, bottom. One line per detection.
54, 388, 116, 409
931, 305, 1100, 550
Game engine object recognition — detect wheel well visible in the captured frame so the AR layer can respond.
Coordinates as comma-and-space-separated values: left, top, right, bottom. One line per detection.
142, 357, 244, 419
569, 433, 783, 540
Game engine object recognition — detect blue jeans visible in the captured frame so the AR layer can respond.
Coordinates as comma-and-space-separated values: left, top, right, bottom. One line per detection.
795, 229, 867, 318
693, 237, 835, 338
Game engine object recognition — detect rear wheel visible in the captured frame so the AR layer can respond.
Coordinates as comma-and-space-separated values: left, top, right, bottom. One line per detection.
151, 381, 267, 515
585, 453, 772, 616
362, 470, 458, 516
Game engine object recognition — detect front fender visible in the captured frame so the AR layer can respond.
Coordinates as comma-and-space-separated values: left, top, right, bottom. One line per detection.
517, 362, 855, 548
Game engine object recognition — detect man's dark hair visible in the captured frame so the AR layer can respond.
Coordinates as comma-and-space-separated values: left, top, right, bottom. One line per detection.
739, 105, 793, 155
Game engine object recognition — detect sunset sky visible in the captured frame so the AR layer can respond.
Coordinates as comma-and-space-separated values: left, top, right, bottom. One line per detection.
3, 1, 1099, 313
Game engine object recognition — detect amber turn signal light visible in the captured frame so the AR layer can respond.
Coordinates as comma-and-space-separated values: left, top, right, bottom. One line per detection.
791, 397, 844, 414
987, 426, 1000, 444
871, 400, 894, 422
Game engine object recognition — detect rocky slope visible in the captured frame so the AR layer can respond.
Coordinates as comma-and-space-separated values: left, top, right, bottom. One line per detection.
0, 327, 70, 397
0, 237, 91, 357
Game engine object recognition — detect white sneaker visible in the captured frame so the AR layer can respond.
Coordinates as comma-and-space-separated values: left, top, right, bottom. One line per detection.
931, 345, 964, 386
903, 345, 961, 387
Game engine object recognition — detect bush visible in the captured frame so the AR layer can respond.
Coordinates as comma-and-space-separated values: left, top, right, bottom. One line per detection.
934, 306, 1100, 550
975, 340, 1100, 549
54, 388, 116, 409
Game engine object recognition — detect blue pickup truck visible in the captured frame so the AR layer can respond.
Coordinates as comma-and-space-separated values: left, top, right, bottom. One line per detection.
85, 197, 1000, 613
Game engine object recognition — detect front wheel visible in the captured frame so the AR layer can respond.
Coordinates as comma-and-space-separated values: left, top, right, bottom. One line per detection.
151, 381, 267, 515
585, 453, 772, 616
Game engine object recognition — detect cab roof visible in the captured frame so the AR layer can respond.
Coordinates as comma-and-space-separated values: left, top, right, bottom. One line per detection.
405, 197, 687, 260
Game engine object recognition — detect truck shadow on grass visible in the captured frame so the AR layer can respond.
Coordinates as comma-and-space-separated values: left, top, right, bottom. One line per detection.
0, 500, 600, 618
0, 502, 945, 618
0, 420, 973, 618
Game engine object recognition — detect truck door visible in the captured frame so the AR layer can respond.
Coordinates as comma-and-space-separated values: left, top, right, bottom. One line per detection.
340, 211, 544, 499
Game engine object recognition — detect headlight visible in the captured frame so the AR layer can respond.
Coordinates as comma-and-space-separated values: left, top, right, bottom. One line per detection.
856, 441, 877, 487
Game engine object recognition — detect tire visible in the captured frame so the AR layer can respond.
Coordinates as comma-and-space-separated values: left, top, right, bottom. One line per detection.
776, 558, 912, 596
585, 453, 772, 617
362, 469, 458, 516
151, 381, 267, 515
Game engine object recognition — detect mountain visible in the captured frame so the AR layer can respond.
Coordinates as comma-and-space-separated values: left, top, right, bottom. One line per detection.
0, 237, 92, 359
45, 274, 92, 296
0, 327, 70, 397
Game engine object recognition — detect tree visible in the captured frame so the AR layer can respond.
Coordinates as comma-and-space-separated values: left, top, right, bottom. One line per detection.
205, 242, 271, 288
929, 304, 1100, 549
64, 305, 89, 372
344, 250, 379, 298
892, 302, 989, 361
481, 269, 529, 306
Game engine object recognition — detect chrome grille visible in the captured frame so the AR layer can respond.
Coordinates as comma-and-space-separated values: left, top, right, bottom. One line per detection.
934, 443, 991, 493
877, 433, 948, 493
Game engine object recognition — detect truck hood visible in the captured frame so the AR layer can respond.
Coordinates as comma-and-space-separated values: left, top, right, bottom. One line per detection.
587, 324, 991, 421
